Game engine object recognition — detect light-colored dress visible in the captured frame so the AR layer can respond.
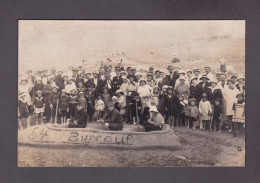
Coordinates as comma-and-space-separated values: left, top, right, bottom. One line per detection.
199, 100, 212, 120
232, 102, 245, 123
221, 87, 240, 116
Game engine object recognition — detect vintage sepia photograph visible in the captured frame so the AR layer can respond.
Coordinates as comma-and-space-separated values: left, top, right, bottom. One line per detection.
18, 20, 245, 167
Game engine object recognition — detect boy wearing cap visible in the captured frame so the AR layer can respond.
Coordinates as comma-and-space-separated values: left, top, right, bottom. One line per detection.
33, 90, 45, 124
97, 102, 124, 131
68, 89, 79, 122
59, 89, 69, 124
49, 87, 60, 123
165, 86, 178, 127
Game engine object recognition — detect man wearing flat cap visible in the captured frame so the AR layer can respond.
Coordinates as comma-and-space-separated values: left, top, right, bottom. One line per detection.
97, 102, 123, 131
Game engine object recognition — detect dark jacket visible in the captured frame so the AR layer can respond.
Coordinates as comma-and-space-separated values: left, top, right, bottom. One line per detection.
104, 109, 123, 130
157, 78, 169, 89
166, 72, 179, 88
207, 87, 223, 104
75, 109, 88, 128
50, 92, 60, 105
196, 82, 211, 99
165, 94, 178, 115
112, 76, 123, 90
60, 95, 69, 110
55, 75, 64, 91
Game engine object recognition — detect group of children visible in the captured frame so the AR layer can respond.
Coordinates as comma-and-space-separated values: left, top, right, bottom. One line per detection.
18, 61, 245, 136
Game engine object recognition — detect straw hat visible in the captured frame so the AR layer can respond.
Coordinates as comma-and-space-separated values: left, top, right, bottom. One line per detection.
237, 74, 245, 80
162, 85, 168, 89
183, 100, 188, 105
186, 69, 192, 74
179, 76, 186, 81
178, 70, 185, 74
167, 65, 174, 70
200, 75, 209, 80
210, 78, 218, 84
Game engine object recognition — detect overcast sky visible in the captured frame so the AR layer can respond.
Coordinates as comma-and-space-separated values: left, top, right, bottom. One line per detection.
19, 20, 245, 73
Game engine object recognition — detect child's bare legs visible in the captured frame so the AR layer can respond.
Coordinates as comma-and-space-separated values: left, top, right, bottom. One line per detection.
202, 120, 206, 130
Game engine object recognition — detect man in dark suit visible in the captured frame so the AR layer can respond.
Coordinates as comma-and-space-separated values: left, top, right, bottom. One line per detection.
157, 71, 169, 89
100, 73, 115, 96
113, 69, 123, 91
166, 65, 179, 88
89, 71, 102, 94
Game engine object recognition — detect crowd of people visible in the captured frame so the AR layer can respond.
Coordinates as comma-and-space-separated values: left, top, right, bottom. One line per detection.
18, 60, 245, 136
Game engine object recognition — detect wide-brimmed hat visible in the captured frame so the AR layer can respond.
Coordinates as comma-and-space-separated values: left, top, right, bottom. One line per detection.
179, 76, 186, 81
162, 85, 168, 89
186, 69, 192, 74
210, 78, 218, 84
190, 76, 198, 82
167, 65, 174, 70
237, 74, 245, 80
193, 69, 200, 72
121, 76, 128, 80
36, 90, 42, 94
201, 93, 207, 98
149, 105, 158, 113
167, 86, 173, 90
183, 100, 188, 105
153, 86, 160, 90
135, 72, 141, 76
204, 66, 211, 69
51, 67, 56, 71
189, 98, 197, 103
116, 89, 123, 94
178, 70, 185, 74
20, 76, 28, 82
200, 75, 209, 80
227, 79, 235, 84
231, 75, 237, 79
215, 72, 222, 76
139, 79, 146, 83
35, 76, 42, 81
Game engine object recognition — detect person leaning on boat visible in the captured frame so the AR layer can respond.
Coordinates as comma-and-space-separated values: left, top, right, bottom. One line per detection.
97, 102, 123, 131
142, 105, 165, 132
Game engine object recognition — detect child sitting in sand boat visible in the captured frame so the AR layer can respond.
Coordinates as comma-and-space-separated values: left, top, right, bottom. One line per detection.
97, 102, 123, 131
142, 105, 165, 132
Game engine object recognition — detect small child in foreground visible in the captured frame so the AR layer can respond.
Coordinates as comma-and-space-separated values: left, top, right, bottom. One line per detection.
94, 94, 105, 120
232, 94, 245, 137
212, 98, 222, 132
59, 89, 69, 124
189, 98, 198, 129
33, 90, 45, 124
199, 93, 212, 130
